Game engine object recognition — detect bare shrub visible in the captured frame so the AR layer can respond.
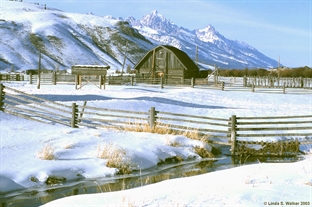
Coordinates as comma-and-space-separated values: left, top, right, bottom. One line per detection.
97, 142, 132, 174
193, 146, 214, 158
165, 135, 182, 147
64, 142, 74, 149
123, 121, 174, 135
182, 130, 211, 142
305, 181, 312, 186
122, 121, 211, 142
37, 143, 55, 160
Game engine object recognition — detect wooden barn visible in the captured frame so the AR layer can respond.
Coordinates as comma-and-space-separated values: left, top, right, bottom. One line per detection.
134, 45, 199, 80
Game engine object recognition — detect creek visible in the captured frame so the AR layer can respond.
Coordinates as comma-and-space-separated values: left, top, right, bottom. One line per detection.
0, 155, 300, 207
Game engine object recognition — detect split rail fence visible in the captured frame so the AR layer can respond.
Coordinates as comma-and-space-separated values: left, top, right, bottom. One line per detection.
21, 74, 312, 88
0, 73, 24, 81
0, 84, 311, 157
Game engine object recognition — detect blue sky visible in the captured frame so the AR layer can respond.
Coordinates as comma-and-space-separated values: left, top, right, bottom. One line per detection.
25, 0, 311, 67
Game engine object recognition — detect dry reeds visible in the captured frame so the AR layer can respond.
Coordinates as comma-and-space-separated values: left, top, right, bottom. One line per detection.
97, 142, 132, 174
123, 121, 210, 143
193, 146, 214, 158
37, 143, 55, 160
123, 121, 174, 135
165, 136, 182, 147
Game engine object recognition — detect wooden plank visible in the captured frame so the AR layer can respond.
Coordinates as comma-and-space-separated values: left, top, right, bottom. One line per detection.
237, 120, 312, 125
4, 109, 49, 124
80, 117, 144, 125
5, 95, 71, 115
236, 126, 312, 131
156, 116, 229, 127
83, 105, 149, 115
236, 133, 312, 137
5, 86, 70, 108
71, 65, 110, 75
159, 111, 229, 121
236, 115, 312, 119
5, 100, 70, 120
157, 122, 228, 133
81, 111, 147, 120
4, 106, 70, 126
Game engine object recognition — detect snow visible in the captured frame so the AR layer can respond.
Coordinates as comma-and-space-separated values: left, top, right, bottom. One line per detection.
1, 1, 279, 71
42, 159, 312, 206
0, 81, 311, 206
0, 1, 150, 71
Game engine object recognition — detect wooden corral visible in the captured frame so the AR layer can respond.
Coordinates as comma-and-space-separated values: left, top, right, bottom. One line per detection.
134, 45, 199, 81
71, 65, 110, 90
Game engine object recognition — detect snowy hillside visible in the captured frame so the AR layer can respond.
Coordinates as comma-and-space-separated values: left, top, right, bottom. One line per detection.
0, 1, 153, 71
0, 2, 279, 72
126, 10, 279, 69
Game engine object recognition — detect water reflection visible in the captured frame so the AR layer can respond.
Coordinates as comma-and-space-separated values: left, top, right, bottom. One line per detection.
0, 155, 301, 207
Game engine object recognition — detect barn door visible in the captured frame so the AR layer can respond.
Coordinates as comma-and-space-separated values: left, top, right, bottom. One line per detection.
156, 49, 166, 78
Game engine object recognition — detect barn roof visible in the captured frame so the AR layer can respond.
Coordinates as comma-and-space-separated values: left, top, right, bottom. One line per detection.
134, 45, 199, 71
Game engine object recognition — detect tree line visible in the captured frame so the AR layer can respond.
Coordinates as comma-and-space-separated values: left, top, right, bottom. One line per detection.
216, 66, 312, 78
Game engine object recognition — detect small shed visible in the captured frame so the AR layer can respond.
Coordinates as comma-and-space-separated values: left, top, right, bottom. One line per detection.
134, 45, 199, 80
71, 65, 110, 89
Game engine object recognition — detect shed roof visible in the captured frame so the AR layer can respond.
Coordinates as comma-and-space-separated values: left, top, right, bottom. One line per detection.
134, 45, 199, 71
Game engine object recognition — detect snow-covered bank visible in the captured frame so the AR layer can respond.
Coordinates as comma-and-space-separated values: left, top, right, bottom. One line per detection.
0, 112, 208, 194
0, 82, 311, 206
42, 157, 312, 207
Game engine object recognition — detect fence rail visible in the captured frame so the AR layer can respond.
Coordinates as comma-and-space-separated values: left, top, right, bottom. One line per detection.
230, 115, 312, 156
0, 74, 24, 81
7, 73, 310, 94
0, 84, 311, 157
1, 85, 73, 127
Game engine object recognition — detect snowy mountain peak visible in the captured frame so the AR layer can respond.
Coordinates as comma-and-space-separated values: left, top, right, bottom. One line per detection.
195, 24, 223, 43
128, 11, 278, 68
203, 25, 220, 36
0, 2, 279, 70
151, 10, 159, 16
139, 10, 178, 34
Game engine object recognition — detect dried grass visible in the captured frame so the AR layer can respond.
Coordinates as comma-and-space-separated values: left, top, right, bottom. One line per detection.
165, 135, 182, 147
97, 142, 132, 174
64, 142, 74, 149
123, 121, 210, 142
37, 143, 55, 160
193, 146, 214, 158
123, 121, 174, 135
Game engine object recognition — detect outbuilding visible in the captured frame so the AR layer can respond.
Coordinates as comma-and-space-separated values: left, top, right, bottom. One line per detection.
71, 65, 110, 89
134, 45, 199, 80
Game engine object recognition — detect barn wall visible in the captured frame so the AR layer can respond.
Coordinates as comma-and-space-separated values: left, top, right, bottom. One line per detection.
137, 48, 185, 79
135, 46, 199, 79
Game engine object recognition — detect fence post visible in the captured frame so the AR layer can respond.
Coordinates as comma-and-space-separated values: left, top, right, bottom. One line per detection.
131, 76, 134, 86
251, 83, 255, 92
99, 75, 103, 90
29, 74, 33, 84
71, 103, 79, 128
78, 101, 87, 123
75, 75, 78, 90
221, 82, 224, 91
160, 77, 163, 89
283, 83, 286, 94
148, 107, 157, 129
52, 71, 57, 85
230, 115, 237, 156
243, 75, 247, 87
191, 77, 195, 88
0, 84, 5, 111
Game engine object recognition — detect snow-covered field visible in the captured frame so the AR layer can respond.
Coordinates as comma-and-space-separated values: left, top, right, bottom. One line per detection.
0, 82, 311, 206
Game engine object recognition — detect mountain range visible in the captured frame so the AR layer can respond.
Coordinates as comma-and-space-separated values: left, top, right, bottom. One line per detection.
0, 1, 279, 72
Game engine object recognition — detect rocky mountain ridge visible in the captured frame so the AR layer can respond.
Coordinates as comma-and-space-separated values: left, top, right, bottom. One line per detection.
0, 2, 278, 72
